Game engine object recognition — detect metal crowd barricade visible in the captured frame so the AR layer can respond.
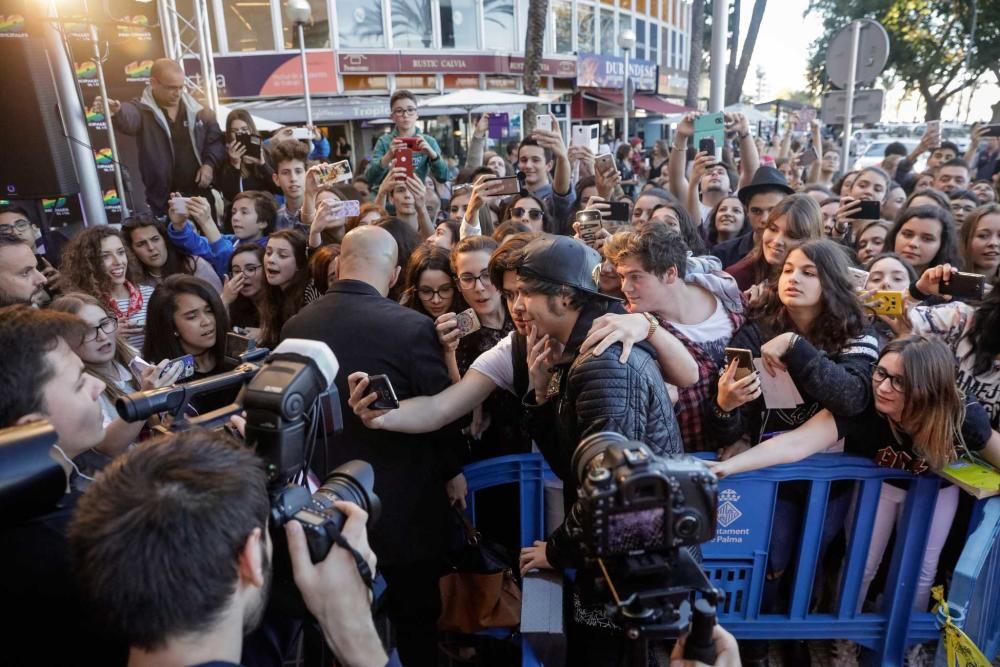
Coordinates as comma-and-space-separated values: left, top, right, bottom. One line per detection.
462, 452, 1000, 667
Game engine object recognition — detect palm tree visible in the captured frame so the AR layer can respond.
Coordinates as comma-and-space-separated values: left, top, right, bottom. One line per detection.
522, 0, 549, 130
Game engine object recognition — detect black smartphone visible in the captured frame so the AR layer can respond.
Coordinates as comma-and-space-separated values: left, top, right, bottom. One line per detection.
939, 272, 986, 301
237, 133, 263, 161
367, 374, 400, 410
608, 201, 630, 223
983, 124, 1000, 138
225, 331, 255, 360
724, 347, 754, 380
850, 200, 881, 220
698, 137, 716, 158
493, 175, 521, 196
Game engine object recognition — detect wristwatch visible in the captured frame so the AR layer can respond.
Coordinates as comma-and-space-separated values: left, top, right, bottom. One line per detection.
642, 312, 659, 340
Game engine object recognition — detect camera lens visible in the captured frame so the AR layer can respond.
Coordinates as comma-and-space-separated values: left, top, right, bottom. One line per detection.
572, 432, 629, 483
675, 514, 699, 539
313, 460, 381, 527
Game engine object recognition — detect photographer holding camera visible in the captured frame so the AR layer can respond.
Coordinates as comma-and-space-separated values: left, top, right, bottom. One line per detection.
0, 304, 119, 664
69, 429, 387, 667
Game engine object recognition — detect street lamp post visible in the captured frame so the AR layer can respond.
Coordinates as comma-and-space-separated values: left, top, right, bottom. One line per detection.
618, 29, 636, 144
285, 0, 313, 127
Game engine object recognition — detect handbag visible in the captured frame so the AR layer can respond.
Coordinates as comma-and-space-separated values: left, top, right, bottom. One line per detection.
438, 505, 521, 634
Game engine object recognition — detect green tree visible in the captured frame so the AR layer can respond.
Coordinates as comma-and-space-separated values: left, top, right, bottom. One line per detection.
522, 0, 549, 130
806, 0, 1000, 120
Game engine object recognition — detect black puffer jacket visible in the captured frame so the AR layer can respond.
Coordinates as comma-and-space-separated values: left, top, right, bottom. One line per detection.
521, 301, 683, 569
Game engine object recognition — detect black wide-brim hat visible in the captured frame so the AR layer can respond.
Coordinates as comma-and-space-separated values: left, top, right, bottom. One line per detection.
517, 235, 623, 302
737, 166, 795, 207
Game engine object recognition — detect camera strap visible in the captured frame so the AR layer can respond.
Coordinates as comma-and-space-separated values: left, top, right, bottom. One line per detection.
325, 526, 375, 591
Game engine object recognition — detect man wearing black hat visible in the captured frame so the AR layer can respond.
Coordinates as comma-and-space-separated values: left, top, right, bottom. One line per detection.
513, 235, 683, 666
710, 166, 794, 268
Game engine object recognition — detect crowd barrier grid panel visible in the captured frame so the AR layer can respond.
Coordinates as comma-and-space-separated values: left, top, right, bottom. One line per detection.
462, 453, 557, 667
693, 453, 942, 666
937, 497, 1000, 662
463, 452, 1000, 667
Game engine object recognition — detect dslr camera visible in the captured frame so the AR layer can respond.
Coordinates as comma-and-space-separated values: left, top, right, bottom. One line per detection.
568, 432, 721, 643
116, 338, 381, 615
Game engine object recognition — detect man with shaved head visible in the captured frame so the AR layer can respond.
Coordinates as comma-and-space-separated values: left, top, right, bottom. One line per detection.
282, 225, 465, 666
94, 58, 225, 216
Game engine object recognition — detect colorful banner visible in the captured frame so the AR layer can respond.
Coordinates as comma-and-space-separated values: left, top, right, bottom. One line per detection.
576, 52, 658, 92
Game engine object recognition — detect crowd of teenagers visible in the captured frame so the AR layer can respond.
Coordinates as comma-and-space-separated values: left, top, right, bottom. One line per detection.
2, 64, 1000, 667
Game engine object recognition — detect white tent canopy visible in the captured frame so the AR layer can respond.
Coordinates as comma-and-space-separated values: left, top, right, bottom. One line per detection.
418, 89, 555, 110
724, 103, 772, 124
215, 103, 283, 132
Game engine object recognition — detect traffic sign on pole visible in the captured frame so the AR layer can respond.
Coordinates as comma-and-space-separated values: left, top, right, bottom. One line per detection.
821, 89, 885, 125
825, 19, 889, 89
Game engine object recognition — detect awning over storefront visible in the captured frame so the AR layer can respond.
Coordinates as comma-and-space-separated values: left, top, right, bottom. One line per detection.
585, 91, 691, 115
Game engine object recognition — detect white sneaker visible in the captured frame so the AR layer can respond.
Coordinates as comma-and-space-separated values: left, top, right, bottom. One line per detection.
829, 639, 859, 667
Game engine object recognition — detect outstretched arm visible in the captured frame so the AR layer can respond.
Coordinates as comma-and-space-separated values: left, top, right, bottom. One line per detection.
709, 409, 838, 477
347, 369, 496, 434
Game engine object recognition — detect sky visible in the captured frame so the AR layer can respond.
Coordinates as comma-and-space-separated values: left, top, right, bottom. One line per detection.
734, 0, 999, 123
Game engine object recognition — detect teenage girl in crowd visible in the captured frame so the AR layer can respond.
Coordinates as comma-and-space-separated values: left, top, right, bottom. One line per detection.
259, 230, 315, 345
143, 275, 237, 414
121, 214, 222, 292
959, 204, 1000, 281
725, 193, 824, 292
885, 205, 962, 276
50, 292, 181, 461
400, 244, 466, 321
60, 226, 154, 349
220, 243, 266, 341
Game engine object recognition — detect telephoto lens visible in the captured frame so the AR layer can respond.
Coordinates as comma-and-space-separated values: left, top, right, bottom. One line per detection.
271, 460, 381, 563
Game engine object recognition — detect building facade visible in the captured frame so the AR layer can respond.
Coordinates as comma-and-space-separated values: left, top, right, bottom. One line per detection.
169, 0, 694, 165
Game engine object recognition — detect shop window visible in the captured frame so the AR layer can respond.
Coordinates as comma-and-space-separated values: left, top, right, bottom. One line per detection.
337, 0, 387, 48
599, 8, 615, 54
440, 0, 479, 48
342, 75, 389, 91
391, 0, 434, 48
578, 4, 595, 53
281, 0, 330, 49
553, 0, 572, 54
222, 0, 272, 52
483, 0, 516, 50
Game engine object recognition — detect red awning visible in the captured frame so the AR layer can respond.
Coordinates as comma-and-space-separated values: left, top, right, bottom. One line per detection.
587, 91, 691, 115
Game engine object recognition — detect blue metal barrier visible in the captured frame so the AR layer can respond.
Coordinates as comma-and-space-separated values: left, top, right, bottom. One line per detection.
939, 497, 1000, 661
463, 453, 1000, 667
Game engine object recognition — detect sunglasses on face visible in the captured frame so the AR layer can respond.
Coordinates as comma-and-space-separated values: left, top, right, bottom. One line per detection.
510, 207, 543, 221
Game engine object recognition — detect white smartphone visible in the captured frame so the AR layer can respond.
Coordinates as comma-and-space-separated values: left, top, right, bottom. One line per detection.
291, 127, 313, 140
926, 120, 941, 137
170, 197, 189, 215
572, 124, 600, 154
595, 153, 616, 173
535, 114, 553, 133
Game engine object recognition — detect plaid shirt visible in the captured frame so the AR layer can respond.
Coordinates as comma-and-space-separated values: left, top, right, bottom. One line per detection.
659, 306, 746, 452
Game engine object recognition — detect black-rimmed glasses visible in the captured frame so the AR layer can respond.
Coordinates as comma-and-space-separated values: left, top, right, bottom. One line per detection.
232, 264, 261, 276
84, 317, 118, 342
417, 285, 455, 301
871, 363, 904, 393
458, 271, 492, 289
